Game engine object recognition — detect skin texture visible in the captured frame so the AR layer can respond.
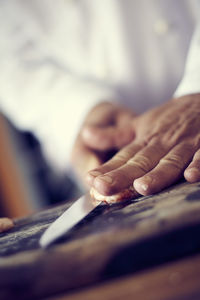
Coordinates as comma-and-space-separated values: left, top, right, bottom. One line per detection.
85, 94, 200, 196
70, 102, 137, 185
0, 218, 14, 233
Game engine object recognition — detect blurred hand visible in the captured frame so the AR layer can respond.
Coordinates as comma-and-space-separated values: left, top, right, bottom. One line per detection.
86, 94, 200, 195
70, 102, 137, 185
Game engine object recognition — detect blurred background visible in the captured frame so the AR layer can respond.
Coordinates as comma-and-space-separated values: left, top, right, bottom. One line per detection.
0, 114, 80, 217
0, 0, 199, 217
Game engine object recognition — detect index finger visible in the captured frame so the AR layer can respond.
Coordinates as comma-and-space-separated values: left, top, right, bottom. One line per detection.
86, 141, 143, 185
88, 138, 167, 195
93, 140, 168, 195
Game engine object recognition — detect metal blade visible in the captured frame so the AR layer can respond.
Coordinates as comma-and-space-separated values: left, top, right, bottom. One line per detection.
40, 193, 99, 248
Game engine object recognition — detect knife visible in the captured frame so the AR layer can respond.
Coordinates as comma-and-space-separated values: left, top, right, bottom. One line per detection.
39, 193, 100, 248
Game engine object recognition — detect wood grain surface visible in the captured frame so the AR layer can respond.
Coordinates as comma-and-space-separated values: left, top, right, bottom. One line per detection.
47, 253, 200, 300
0, 181, 200, 299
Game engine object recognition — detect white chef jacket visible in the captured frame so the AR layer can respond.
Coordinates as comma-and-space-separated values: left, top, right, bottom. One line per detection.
0, 0, 200, 172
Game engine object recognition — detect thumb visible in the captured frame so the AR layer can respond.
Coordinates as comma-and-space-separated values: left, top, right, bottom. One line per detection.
70, 138, 102, 186
82, 123, 135, 151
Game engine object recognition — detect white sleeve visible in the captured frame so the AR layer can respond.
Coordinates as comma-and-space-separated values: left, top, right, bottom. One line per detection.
174, 23, 200, 98
0, 60, 118, 172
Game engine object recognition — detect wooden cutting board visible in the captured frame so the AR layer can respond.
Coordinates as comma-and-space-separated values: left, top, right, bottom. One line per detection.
0, 181, 200, 299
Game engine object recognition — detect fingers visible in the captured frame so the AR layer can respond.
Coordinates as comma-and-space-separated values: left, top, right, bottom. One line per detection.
184, 149, 200, 182
87, 138, 167, 195
134, 142, 196, 195
85, 96, 200, 197
82, 124, 135, 151
86, 142, 143, 186
82, 102, 136, 151
84, 102, 117, 126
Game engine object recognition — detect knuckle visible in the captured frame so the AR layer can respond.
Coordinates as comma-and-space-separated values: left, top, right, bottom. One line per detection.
127, 154, 152, 173
114, 152, 128, 163
160, 154, 183, 171
114, 145, 136, 162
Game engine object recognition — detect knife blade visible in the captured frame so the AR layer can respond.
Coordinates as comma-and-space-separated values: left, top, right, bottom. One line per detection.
39, 193, 100, 248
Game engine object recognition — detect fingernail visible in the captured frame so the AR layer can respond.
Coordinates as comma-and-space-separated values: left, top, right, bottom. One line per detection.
185, 167, 200, 182
135, 176, 153, 192
99, 175, 113, 184
141, 183, 149, 191
144, 176, 153, 183
89, 170, 102, 177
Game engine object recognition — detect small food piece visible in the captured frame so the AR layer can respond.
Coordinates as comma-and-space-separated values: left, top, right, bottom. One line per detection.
90, 186, 139, 205
0, 218, 14, 233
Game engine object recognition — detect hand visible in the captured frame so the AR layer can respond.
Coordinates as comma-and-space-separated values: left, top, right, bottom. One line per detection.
86, 94, 200, 196
70, 102, 137, 185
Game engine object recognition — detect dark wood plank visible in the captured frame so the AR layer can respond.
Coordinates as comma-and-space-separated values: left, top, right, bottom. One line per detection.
0, 181, 200, 299
47, 254, 200, 300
